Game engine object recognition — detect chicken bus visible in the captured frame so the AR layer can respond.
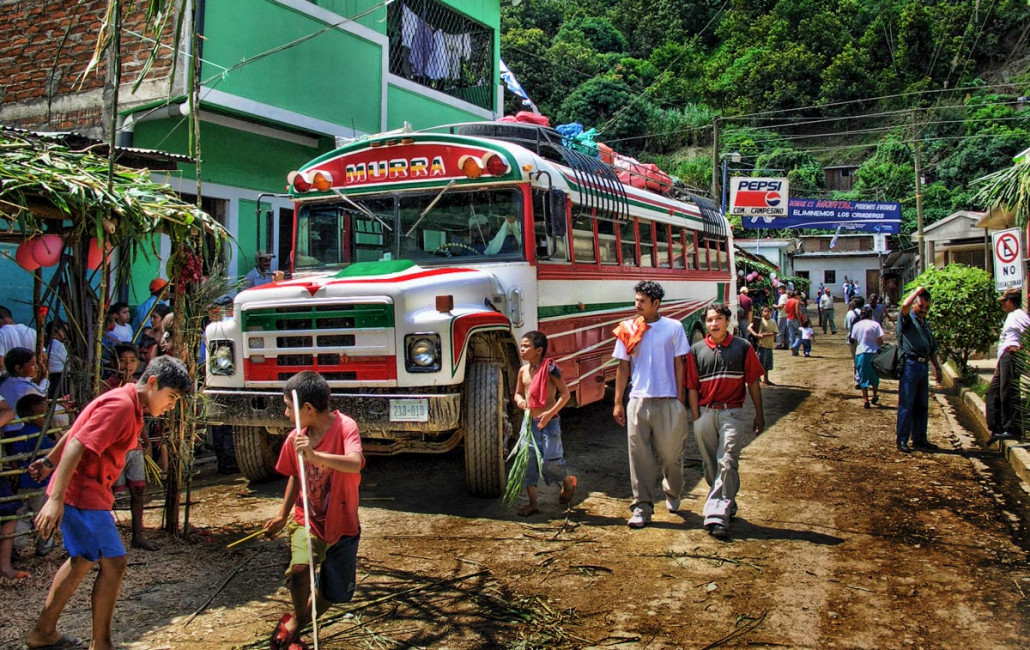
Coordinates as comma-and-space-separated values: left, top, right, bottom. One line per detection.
204, 121, 736, 496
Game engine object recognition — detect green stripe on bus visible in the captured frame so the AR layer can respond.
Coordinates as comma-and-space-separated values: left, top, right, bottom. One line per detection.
242, 304, 394, 331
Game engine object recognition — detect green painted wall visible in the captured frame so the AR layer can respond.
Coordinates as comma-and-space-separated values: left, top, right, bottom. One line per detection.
133, 118, 332, 192
386, 84, 488, 130
202, 0, 383, 132
126, 236, 165, 309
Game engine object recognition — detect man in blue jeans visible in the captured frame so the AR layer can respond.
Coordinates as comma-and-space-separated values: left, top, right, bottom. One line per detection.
895, 286, 944, 453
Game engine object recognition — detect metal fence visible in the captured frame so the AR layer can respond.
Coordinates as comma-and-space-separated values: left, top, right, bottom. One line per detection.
388, 0, 495, 111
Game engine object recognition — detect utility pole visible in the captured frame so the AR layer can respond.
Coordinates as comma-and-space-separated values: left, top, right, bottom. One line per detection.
912, 110, 925, 273
711, 116, 720, 200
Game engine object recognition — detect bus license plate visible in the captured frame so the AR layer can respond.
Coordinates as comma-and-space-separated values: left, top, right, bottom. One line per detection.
389, 399, 429, 423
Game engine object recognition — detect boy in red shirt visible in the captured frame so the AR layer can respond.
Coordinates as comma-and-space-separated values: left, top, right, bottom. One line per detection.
685, 304, 765, 540
264, 371, 364, 650
24, 356, 190, 650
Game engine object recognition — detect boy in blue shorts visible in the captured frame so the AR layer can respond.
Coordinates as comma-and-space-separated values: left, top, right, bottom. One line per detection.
513, 330, 576, 516
24, 356, 189, 650
264, 371, 364, 650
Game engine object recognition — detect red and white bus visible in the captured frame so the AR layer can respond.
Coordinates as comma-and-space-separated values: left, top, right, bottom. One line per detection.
205, 121, 735, 495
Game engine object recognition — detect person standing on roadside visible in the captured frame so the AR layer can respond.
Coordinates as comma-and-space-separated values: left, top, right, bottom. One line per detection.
685, 304, 766, 540
737, 287, 753, 338
774, 285, 789, 348
986, 288, 1030, 446
785, 291, 802, 356
896, 286, 944, 453
612, 281, 689, 529
818, 287, 837, 335
851, 307, 883, 409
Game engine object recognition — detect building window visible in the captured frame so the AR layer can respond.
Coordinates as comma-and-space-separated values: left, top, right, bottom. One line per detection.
387, 1, 495, 110
824, 270, 836, 284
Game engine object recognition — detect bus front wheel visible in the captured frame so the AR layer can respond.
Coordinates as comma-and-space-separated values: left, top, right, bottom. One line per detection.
233, 426, 282, 482
463, 363, 507, 497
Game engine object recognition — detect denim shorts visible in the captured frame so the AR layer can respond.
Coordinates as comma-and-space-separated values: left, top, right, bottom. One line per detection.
522, 417, 568, 487
62, 504, 126, 561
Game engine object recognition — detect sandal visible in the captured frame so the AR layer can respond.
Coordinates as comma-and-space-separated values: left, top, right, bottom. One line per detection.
270, 613, 296, 650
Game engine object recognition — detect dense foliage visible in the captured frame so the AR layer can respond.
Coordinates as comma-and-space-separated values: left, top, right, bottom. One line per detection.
905, 265, 1001, 372
501, 0, 1030, 236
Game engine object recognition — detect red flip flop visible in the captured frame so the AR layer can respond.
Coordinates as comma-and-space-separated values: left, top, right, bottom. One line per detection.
270, 613, 296, 650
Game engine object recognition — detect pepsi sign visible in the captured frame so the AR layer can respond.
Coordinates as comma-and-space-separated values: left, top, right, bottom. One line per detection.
729, 177, 790, 218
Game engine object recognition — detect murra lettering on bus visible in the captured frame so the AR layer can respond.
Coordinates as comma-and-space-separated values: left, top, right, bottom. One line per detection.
345, 156, 446, 184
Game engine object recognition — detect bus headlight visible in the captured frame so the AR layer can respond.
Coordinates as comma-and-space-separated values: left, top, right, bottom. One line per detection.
208, 340, 236, 376
405, 334, 441, 373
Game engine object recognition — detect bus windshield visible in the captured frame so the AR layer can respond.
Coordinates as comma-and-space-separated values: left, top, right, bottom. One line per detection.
294, 188, 525, 269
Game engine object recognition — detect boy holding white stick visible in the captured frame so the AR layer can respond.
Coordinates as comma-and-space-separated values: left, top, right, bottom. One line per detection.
264, 371, 363, 650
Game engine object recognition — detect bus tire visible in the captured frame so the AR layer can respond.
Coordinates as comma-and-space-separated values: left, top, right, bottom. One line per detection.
690, 324, 705, 346
234, 426, 280, 482
464, 362, 507, 497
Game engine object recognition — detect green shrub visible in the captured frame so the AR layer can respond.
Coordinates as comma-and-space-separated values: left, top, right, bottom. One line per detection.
905, 264, 1001, 373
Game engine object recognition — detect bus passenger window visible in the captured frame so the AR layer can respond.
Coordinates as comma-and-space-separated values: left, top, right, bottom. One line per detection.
639, 220, 655, 267
655, 223, 672, 268
620, 221, 637, 266
684, 231, 697, 269
572, 213, 596, 263
534, 190, 568, 262
717, 237, 730, 270
699, 238, 712, 271
597, 217, 618, 265
672, 229, 686, 269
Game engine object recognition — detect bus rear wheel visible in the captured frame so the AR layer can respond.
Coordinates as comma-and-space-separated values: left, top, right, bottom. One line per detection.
464, 363, 508, 497
233, 426, 282, 482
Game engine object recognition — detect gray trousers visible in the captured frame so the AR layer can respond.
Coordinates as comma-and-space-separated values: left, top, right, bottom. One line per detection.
627, 397, 687, 514
693, 406, 744, 527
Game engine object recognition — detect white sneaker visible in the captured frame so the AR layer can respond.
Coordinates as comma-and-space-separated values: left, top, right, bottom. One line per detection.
666, 497, 681, 512
627, 508, 651, 529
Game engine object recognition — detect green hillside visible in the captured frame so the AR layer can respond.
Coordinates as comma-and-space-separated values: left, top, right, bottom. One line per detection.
500, 0, 1030, 235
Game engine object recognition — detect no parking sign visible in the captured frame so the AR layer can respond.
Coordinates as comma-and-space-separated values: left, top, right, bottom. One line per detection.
992, 228, 1024, 291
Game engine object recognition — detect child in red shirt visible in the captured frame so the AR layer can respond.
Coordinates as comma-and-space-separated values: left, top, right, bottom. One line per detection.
264, 371, 363, 650
24, 356, 190, 650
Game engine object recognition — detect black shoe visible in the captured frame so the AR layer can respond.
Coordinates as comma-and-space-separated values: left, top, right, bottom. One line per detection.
911, 440, 939, 450
707, 523, 730, 540
987, 433, 1018, 446
871, 396, 879, 405
864, 401, 871, 409
897, 442, 912, 453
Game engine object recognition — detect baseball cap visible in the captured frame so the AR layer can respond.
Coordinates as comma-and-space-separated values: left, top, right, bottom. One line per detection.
739, 287, 749, 294
149, 278, 169, 293
256, 251, 275, 260
999, 287, 1022, 302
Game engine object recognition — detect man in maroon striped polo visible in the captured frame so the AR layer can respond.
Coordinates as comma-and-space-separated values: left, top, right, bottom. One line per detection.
684, 304, 766, 540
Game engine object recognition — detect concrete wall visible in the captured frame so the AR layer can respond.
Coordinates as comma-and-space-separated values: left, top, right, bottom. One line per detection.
792, 255, 881, 301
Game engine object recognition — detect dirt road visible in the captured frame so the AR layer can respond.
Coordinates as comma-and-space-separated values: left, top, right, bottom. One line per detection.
4, 329, 1030, 648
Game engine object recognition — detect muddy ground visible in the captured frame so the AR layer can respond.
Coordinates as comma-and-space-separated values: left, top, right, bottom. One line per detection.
3, 326, 1030, 649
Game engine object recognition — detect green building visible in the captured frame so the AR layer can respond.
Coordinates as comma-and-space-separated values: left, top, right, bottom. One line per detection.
120, 0, 501, 303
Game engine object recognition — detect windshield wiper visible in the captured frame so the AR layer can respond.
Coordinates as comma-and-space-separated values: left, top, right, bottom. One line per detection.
404, 180, 456, 238
335, 191, 393, 231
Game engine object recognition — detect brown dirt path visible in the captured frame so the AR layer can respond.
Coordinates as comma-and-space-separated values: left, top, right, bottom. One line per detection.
3, 324, 1029, 648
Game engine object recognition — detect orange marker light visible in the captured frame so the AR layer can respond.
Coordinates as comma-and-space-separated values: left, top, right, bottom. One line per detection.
461, 157, 482, 179
436, 295, 454, 312
312, 171, 333, 192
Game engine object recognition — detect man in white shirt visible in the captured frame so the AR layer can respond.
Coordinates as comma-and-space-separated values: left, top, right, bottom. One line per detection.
0, 305, 37, 368
612, 281, 689, 529
244, 252, 284, 289
774, 286, 789, 348
986, 288, 1030, 445
818, 287, 837, 334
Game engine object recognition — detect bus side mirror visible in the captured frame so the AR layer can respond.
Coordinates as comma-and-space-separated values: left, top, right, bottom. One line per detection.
547, 189, 567, 237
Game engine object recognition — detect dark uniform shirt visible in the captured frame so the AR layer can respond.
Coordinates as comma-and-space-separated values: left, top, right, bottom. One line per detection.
897, 311, 937, 360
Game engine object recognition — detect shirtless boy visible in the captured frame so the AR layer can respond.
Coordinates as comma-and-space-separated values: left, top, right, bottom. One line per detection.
513, 331, 576, 516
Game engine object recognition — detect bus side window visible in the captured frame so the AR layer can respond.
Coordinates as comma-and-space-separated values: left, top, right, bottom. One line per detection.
572, 213, 596, 263
639, 220, 655, 267
685, 231, 697, 270
596, 213, 619, 265
655, 223, 672, 268
672, 228, 686, 269
534, 190, 568, 262
621, 220, 638, 266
